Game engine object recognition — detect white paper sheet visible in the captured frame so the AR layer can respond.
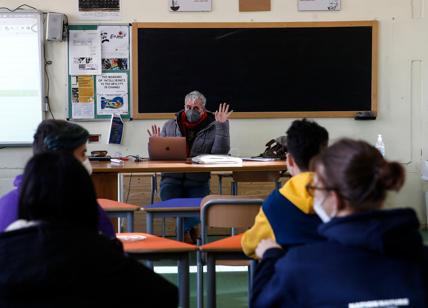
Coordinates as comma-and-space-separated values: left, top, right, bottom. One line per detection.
169, 0, 212, 12
99, 25, 129, 71
298, 0, 340, 11
69, 30, 102, 75
72, 102, 95, 119
95, 73, 128, 115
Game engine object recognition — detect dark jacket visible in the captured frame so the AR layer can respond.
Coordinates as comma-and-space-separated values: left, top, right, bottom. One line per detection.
0, 224, 177, 308
161, 110, 230, 184
0, 175, 116, 238
252, 208, 428, 308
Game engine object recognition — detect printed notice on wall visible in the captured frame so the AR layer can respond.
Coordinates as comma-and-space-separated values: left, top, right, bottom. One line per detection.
169, 0, 212, 12
71, 75, 95, 119
69, 30, 102, 75
78, 0, 121, 20
99, 25, 129, 71
298, 0, 340, 11
96, 73, 128, 115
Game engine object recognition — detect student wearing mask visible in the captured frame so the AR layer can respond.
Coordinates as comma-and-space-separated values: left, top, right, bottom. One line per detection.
0, 152, 177, 307
252, 139, 428, 308
241, 119, 329, 258
148, 90, 232, 242
0, 120, 115, 238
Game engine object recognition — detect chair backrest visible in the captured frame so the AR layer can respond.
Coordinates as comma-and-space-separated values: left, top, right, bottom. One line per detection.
200, 194, 264, 244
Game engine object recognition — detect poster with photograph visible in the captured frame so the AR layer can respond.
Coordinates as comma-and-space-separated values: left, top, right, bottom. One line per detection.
69, 30, 102, 75
169, 0, 212, 12
298, 0, 340, 11
96, 73, 128, 115
99, 25, 129, 71
70, 75, 95, 119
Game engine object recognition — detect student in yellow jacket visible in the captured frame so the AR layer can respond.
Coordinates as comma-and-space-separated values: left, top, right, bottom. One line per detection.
241, 119, 329, 258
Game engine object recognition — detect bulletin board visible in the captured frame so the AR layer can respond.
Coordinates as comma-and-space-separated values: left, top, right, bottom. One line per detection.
67, 24, 131, 120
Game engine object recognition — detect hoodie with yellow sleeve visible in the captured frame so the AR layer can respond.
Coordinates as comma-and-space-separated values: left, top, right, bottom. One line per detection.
241, 172, 323, 258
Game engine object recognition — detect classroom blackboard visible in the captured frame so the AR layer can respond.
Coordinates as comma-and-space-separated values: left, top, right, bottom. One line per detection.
132, 21, 378, 119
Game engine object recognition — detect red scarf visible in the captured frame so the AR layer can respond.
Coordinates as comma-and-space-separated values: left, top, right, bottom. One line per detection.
180, 111, 208, 132
180, 111, 208, 155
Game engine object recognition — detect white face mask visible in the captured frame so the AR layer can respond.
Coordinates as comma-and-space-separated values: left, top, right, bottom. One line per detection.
81, 158, 92, 175
313, 196, 332, 223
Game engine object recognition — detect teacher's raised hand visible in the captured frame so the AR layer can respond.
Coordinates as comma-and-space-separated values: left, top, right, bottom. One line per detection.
147, 125, 161, 137
215, 103, 233, 123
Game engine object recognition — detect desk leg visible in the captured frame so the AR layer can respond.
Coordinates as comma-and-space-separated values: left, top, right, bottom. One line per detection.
118, 173, 124, 202
248, 259, 256, 307
177, 217, 184, 241
178, 253, 190, 308
127, 212, 134, 232
147, 213, 153, 234
207, 254, 216, 308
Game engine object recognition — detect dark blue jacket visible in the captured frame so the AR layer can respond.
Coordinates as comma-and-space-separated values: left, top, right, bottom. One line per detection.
252, 208, 428, 308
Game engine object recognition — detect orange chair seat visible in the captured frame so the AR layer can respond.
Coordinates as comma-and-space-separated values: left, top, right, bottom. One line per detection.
98, 198, 140, 212
118, 232, 197, 253
199, 234, 243, 252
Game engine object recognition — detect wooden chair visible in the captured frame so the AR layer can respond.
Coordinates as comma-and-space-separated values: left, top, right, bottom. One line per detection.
142, 197, 202, 241
197, 195, 264, 308
97, 198, 140, 232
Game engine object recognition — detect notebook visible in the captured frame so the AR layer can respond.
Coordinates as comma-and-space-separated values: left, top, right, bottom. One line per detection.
148, 136, 187, 160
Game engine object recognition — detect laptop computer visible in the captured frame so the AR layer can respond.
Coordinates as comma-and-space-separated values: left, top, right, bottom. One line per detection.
148, 136, 187, 160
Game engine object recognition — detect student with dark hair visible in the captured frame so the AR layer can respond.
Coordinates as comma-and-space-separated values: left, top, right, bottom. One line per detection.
241, 119, 329, 258
0, 152, 177, 307
252, 139, 428, 307
0, 120, 115, 238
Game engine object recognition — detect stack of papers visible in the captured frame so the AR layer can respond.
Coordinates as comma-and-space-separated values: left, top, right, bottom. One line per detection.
192, 155, 243, 165
242, 157, 281, 162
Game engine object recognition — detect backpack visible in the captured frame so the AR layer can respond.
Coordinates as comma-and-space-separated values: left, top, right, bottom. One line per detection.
258, 137, 287, 160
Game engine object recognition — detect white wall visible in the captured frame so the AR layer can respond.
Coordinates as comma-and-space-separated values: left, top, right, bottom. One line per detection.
1, 0, 428, 223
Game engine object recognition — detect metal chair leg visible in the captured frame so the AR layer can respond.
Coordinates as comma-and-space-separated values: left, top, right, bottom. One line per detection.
207, 254, 216, 308
178, 254, 190, 308
196, 239, 204, 308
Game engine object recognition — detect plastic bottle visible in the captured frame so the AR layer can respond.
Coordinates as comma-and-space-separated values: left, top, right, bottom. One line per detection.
375, 134, 385, 157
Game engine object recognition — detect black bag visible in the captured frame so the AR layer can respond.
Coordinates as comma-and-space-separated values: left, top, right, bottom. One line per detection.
259, 137, 287, 160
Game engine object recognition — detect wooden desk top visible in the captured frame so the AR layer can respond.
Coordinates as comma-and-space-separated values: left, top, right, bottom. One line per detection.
118, 233, 197, 253
92, 160, 286, 173
200, 234, 243, 252
98, 199, 140, 212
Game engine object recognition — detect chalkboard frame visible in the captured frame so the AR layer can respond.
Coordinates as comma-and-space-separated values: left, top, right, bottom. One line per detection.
131, 21, 378, 119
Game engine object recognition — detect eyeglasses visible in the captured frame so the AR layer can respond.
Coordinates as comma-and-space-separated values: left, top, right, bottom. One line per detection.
306, 183, 350, 201
305, 183, 337, 197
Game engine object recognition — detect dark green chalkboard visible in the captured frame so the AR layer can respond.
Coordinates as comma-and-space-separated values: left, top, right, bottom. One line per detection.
132, 21, 378, 119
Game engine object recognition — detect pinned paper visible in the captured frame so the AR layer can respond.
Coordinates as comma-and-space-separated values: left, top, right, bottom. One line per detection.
298, 0, 341, 11
239, 0, 271, 12
69, 30, 102, 75
169, 0, 212, 12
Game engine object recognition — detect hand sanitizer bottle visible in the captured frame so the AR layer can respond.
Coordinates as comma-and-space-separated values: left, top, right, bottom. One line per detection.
375, 134, 385, 157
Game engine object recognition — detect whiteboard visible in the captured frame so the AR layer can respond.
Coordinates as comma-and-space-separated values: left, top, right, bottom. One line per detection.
0, 12, 44, 146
